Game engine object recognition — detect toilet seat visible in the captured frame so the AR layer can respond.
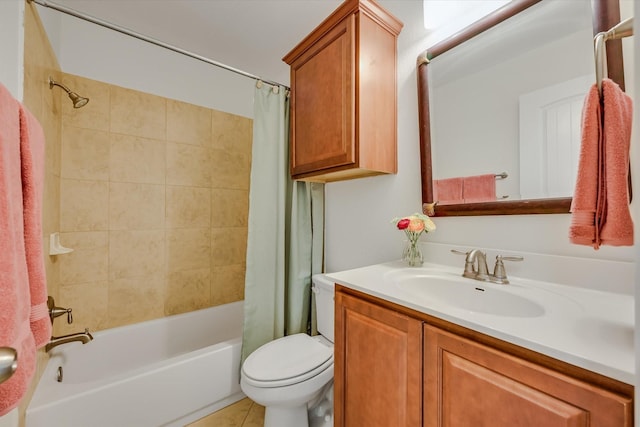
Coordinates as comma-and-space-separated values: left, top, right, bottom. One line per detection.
242, 333, 333, 388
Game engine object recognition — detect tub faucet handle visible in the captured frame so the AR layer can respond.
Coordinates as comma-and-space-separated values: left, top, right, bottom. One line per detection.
47, 296, 73, 324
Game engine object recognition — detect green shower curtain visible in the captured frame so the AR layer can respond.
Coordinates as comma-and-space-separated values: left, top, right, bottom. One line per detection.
241, 82, 324, 362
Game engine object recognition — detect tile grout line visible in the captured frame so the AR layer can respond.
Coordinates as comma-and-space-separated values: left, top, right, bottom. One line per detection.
239, 401, 254, 427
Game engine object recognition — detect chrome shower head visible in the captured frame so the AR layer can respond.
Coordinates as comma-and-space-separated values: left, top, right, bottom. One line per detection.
49, 77, 89, 108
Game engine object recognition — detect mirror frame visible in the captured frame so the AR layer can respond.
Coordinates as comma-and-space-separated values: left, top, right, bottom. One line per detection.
417, 0, 626, 216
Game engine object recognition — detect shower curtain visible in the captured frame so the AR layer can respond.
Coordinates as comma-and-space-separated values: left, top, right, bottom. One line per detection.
241, 82, 324, 362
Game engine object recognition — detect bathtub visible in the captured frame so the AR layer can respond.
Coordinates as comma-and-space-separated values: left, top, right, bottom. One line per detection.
26, 301, 245, 427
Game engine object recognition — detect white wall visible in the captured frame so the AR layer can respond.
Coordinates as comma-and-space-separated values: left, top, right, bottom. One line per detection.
0, 0, 25, 100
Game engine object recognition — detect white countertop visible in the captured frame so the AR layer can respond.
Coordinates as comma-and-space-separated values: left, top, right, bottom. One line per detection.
326, 260, 635, 385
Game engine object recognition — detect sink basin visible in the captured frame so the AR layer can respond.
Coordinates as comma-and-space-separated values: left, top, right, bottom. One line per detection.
392, 273, 546, 318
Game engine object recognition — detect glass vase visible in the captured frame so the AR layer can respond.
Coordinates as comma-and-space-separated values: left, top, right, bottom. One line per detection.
402, 233, 423, 267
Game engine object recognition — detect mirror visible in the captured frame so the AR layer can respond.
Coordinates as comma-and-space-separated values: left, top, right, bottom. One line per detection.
417, 0, 626, 216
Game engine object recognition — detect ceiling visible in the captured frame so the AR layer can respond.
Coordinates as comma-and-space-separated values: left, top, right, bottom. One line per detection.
42, 0, 346, 85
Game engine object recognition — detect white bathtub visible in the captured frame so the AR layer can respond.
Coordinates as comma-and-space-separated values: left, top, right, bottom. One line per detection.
26, 301, 245, 427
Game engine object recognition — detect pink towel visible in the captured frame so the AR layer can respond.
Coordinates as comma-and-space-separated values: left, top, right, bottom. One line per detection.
463, 174, 496, 203
569, 84, 600, 245
598, 79, 633, 246
20, 105, 51, 348
570, 79, 633, 248
434, 177, 463, 205
0, 84, 36, 416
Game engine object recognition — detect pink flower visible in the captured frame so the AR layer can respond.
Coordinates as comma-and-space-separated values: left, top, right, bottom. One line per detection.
396, 218, 410, 230
408, 218, 425, 232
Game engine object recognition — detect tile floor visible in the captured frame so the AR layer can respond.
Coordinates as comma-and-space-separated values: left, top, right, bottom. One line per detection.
187, 398, 265, 427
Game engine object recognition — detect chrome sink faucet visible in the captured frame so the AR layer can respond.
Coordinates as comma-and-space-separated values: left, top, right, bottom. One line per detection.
45, 329, 93, 353
452, 249, 523, 284
464, 249, 490, 280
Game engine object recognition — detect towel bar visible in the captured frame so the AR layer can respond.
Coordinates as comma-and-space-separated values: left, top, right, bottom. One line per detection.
595, 17, 634, 96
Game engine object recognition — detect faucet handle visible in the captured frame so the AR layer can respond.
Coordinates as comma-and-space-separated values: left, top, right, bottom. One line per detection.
47, 296, 73, 324
492, 255, 524, 284
450, 249, 470, 256
451, 249, 476, 276
500, 255, 524, 262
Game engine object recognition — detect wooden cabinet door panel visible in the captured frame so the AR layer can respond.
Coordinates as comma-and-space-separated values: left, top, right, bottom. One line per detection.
335, 291, 422, 427
289, 16, 355, 176
425, 325, 633, 427
440, 351, 588, 427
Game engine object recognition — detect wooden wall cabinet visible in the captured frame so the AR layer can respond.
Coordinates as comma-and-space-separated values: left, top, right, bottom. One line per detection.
334, 286, 634, 427
282, 0, 403, 182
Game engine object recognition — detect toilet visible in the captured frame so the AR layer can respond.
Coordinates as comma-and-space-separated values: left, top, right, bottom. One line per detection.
240, 274, 335, 427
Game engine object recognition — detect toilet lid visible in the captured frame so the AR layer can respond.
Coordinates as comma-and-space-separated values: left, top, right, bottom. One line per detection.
242, 333, 333, 386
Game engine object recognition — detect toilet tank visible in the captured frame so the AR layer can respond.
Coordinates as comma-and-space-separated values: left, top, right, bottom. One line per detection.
312, 274, 335, 343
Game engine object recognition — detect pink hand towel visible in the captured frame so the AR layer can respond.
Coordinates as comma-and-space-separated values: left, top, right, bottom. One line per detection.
19, 105, 51, 348
463, 174, 496, 203
570, 79, 633, 248
569, 84, 601, 246
433, 177, 463, 205
0, 83, 37, 416
598, 79, 633, 246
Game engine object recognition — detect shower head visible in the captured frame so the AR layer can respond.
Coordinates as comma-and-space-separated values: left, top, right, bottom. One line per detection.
48, 77, 89, 108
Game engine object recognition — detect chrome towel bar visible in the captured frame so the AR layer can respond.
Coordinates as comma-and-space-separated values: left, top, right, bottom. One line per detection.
595, 17, 634, 96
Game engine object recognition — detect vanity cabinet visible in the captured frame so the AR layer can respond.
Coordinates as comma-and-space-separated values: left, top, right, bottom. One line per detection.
282, 0, 402, 182
334, 290, 422, 426
334, 286, 634, 427
424, 325, 632, 427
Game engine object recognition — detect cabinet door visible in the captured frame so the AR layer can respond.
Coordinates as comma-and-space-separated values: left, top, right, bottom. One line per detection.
289, 14, 355, 177
335, 291, 422, 427
424, 325, 633, 427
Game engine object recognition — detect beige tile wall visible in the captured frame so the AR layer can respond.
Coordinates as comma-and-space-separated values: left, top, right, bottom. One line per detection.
56, 74, 252, 334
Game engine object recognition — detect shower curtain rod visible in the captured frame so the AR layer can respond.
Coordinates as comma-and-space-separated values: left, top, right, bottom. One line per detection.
27, 0, 288, 89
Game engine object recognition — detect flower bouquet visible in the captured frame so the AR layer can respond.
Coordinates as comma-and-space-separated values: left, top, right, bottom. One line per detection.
392, 213, 436, 267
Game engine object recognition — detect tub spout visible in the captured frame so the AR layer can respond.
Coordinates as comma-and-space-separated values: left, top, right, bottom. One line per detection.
45, 328, 93, 353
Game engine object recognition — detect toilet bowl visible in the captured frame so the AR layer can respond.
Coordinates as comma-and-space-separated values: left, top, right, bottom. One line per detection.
240, 274, 335, 427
